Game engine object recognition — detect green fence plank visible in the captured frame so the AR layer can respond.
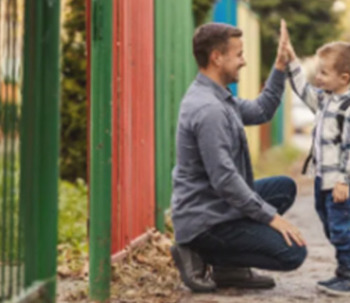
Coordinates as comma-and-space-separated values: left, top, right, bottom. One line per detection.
155, 0, 171, 231
20, 0, 61, 301
89, 0, 113, 301
8, 2, 19, 297
155, 0, 196, 231
1, 6, 16, 296
271, 95, 285, 146
0, 0, 60, 301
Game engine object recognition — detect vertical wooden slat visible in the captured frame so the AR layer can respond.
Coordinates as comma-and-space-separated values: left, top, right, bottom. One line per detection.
21, 0, 61, 300
111, 0, 155, 255
89, 0, 113, 300
155, 0, 196, 231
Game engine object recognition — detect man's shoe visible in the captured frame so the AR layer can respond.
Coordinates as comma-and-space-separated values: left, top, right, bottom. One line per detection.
317, 277, 350, 296
317, 276, 342, 287
170, 244, 216, 292
212, 266, 275, 289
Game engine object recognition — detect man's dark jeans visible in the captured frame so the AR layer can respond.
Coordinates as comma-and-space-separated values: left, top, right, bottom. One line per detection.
188, 176, 307, 271
315, 177, 350, 274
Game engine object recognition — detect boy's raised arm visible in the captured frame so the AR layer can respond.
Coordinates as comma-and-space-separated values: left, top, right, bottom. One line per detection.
283, 20, 320, 113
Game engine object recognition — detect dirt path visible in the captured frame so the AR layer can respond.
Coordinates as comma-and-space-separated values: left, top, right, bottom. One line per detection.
179, 176, 348, 303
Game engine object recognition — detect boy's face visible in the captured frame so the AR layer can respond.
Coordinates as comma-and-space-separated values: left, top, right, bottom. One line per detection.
315, 55, 350, 94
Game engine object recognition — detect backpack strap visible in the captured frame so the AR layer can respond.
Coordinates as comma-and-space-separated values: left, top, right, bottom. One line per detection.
334, 99, 350, 144
302, 151, 313, 175
302, 130, 315, 175
337, 99, 350, 131
302, 97, 350, 174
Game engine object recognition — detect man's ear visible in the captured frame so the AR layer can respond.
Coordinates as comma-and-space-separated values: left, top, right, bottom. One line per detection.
210, 49, 222, 67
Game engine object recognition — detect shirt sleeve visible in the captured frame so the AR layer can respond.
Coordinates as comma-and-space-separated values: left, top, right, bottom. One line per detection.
287, 59, 320, 114
191, 104, 277, 224
237, 68, 286, 126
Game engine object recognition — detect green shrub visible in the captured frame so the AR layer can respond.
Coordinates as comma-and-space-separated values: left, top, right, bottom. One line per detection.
193, 0, 216, 26
60, 0, 87, 181
58, 178, 88, 251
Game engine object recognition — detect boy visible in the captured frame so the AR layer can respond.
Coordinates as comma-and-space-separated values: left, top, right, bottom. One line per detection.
284, 21, 350, 296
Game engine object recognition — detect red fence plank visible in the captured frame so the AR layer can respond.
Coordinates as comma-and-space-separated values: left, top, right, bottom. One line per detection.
111, 0, 155, 254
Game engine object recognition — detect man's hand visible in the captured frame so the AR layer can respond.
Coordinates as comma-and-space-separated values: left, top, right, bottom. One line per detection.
333, 182, 349, 203
275, 20, 289, 71
281, 19, 297, 61
269, 214, 306, 247
275, 19, 297, 70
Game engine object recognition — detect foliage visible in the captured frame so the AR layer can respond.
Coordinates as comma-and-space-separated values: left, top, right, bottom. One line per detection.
60, 0, 87, 181
58, 179, 87, 248
0, 153, 20, 263
57, 179, 88, 276
250, 0, 341, 81
111, 231, 180, 303
192, 0, 216, 25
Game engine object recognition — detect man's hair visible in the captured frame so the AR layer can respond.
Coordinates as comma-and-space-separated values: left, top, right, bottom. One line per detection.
193, 23, 242, 68
317, 41, 350, 75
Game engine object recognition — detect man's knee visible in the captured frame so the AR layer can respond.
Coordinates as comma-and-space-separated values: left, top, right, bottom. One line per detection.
276, 176, 297, 214
280, 245, 307, 271
280, 176, 297, 201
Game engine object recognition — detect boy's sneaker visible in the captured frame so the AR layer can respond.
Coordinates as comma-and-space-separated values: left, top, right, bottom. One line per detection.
317, 277, 350, 296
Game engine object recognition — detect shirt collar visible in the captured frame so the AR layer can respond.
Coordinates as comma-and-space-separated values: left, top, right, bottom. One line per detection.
195, 72, 232, 101
331, 90, 350, 102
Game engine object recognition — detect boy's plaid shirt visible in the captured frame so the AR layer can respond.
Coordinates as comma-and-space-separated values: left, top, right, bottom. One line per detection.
288, 60, 350, 190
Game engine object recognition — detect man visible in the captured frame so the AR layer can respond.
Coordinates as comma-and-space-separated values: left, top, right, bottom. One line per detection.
170, 21, 307, 292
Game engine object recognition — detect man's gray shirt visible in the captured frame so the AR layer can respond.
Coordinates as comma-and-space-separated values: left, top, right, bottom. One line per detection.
171, 69, 286, 244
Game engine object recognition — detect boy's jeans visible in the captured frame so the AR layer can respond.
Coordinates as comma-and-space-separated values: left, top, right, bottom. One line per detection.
315, 177, 350, 275
188, 176, 307, 271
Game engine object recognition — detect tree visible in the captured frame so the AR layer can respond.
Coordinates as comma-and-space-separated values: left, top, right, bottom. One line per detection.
193, 0, 216, 25
250, 0, 341, 81
61, 0, 87, 181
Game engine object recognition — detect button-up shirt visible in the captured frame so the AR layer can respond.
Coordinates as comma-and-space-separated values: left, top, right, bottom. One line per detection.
171, 69, 286, 244
288, 59, 350, 190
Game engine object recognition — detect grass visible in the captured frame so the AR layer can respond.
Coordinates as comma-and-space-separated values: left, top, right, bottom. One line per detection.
57, 179, 88, 276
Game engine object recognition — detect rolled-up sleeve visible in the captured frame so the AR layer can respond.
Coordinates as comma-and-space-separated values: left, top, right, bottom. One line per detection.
238, 68, 286, 125
192, 104, 277, 224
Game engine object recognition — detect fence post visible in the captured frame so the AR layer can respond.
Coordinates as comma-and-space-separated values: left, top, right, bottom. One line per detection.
89, 0, 113, 301
20, 0, 61, 301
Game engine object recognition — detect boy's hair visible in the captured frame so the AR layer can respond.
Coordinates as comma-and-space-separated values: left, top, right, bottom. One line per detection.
193, 23, 242, 68
317, 42, 350, 75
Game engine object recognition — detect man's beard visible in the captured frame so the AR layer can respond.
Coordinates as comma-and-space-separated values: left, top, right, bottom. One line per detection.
222, 70, 238, 85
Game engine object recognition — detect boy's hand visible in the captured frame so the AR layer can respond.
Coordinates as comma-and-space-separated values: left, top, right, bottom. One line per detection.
333, 182, 349, 203
275, 20, 289, 71
281, 19, 297, 61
